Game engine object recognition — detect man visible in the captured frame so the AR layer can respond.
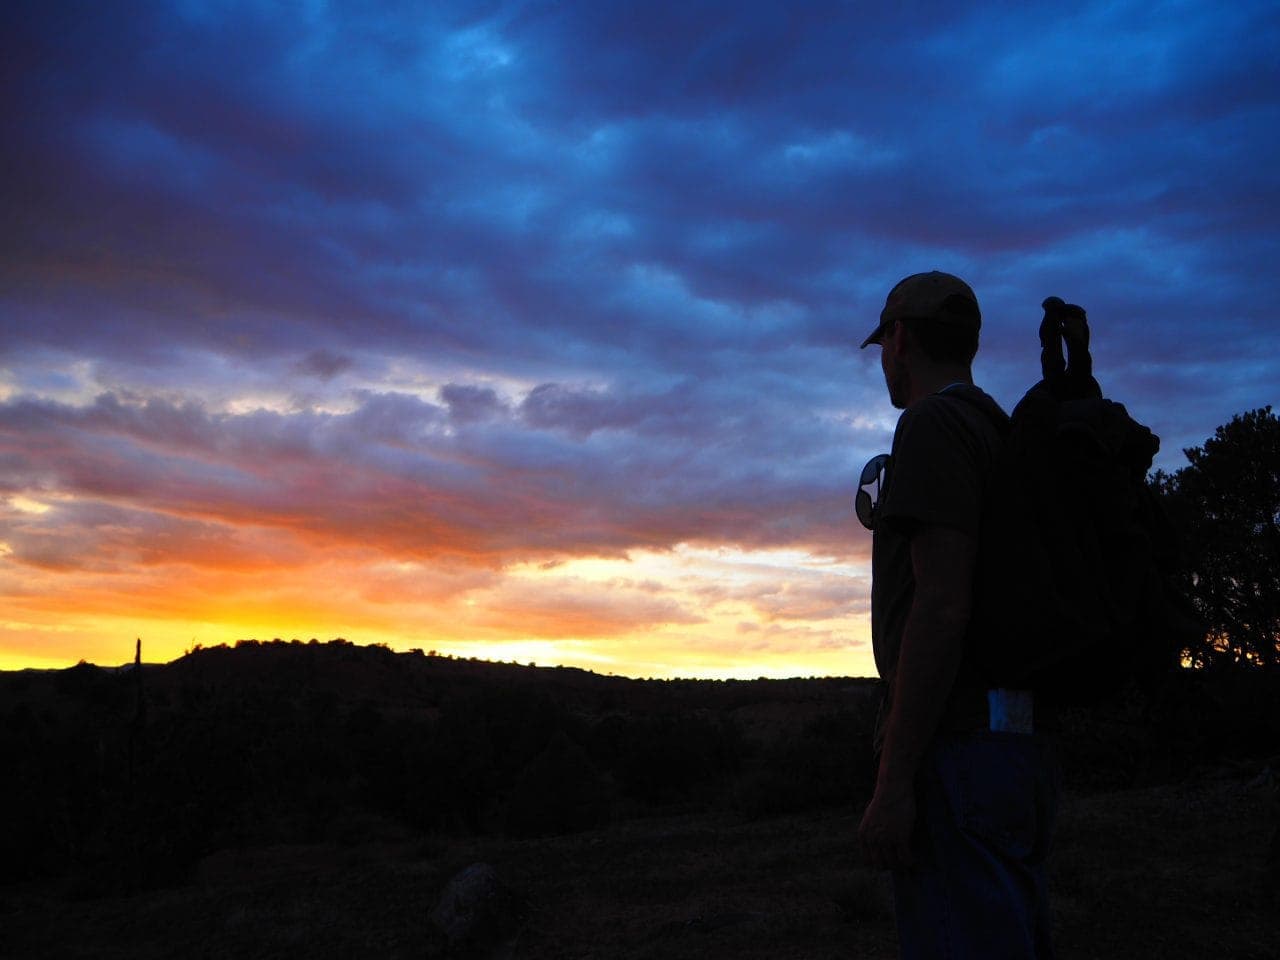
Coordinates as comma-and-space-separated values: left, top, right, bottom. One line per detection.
856, 272, 1058, 959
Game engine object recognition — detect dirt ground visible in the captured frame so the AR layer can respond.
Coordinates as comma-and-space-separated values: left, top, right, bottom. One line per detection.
4, 769, 1276, 959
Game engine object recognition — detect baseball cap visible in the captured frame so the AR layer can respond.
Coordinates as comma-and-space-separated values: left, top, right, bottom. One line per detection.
859, 271, 981, 348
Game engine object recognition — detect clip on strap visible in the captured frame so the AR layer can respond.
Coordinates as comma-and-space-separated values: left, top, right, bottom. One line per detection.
988, 689, 1034, 734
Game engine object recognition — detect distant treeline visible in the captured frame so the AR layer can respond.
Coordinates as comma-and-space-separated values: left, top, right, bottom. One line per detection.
3, 640, 1277, 896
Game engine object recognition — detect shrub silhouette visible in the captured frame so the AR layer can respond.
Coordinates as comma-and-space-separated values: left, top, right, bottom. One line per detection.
503, 730, 613, 837
1153, 406, 1280, 669
734, 710, 875, 819
590, 711, 743, 807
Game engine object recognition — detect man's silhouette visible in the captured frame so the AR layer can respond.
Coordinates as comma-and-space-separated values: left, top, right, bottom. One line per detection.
857, 272, 1057, 958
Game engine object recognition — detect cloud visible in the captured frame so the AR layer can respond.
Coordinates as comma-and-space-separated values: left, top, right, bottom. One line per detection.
734, 576, 870, 624
442, 383, 508, 424
469, 575, 705, 638
295, 350, 355, 381
0, 498, 297, 573
0, 385, 873, 575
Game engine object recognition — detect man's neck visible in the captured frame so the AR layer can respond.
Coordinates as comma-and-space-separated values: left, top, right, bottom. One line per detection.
906, 367, 973, 407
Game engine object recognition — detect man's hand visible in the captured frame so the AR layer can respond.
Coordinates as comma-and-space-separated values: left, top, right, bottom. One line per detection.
858, 783, 916, 871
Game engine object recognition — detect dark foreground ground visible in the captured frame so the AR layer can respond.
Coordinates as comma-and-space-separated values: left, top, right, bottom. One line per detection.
5, 766, 1276, 960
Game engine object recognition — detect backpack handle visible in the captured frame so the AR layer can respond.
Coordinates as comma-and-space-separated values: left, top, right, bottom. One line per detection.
1041, 296, 1101, 400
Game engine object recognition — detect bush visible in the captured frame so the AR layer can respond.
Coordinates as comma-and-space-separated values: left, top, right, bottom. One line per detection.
733, 711, 875, 819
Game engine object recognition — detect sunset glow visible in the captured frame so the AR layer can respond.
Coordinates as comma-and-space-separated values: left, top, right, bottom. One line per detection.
3, 1, 1277, 677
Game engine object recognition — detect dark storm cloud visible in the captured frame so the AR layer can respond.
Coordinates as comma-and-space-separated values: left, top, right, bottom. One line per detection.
10, 7, 1269, 352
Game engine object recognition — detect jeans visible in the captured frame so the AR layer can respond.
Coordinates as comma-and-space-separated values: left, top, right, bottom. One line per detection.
892, 732, 1059, 959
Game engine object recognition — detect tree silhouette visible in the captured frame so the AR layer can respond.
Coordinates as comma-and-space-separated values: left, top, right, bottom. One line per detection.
1153, 406, 1280, 669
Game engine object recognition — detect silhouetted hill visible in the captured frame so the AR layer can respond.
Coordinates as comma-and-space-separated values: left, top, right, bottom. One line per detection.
0, 640, 880, 895
2, 640, 1276, 899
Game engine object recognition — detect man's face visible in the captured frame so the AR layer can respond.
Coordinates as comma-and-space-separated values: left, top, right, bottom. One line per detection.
879, 321, 910, 409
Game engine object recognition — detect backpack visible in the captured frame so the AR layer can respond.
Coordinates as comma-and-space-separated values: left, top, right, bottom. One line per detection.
955, 297, 1199, 704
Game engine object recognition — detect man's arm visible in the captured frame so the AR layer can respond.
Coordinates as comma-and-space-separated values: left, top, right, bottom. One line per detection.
858, 523, 977, 871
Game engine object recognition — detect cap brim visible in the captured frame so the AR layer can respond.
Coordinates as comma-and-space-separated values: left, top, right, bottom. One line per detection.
859, 321, 889, 349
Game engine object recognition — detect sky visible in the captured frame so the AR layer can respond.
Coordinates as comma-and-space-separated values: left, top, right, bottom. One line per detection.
2, 0, 1278, 677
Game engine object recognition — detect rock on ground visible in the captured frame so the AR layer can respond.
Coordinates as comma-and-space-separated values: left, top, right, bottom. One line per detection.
429, 862, 522, 959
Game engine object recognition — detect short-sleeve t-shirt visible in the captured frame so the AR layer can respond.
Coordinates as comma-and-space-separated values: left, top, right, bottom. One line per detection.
870, 384, 1008, 700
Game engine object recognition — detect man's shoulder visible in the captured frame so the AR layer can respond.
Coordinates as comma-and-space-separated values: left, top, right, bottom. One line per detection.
895, 386, 1007, 447
881, 386, 1003, 537
935, 384, 1008, 425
